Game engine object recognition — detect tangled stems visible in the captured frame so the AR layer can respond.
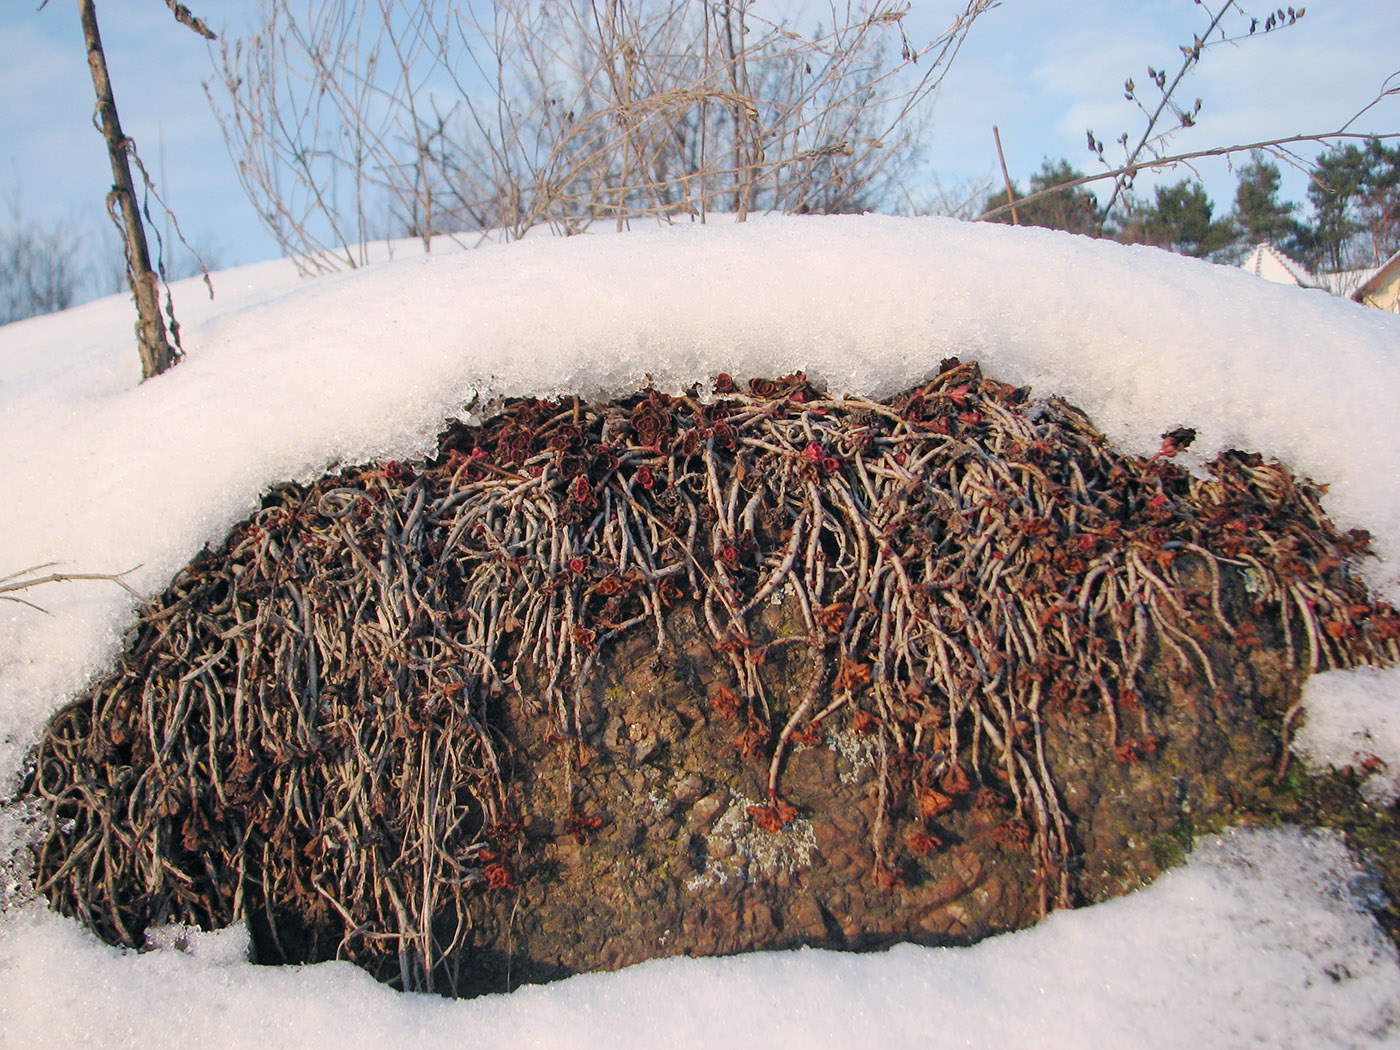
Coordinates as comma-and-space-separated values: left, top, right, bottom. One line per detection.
25, 360, 1399, 993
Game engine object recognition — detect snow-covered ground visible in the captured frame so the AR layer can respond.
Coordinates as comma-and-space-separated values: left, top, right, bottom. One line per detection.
2, 215, 1399, 1047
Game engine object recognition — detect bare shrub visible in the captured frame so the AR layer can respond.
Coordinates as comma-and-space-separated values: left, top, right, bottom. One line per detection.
207, 0, 994, 272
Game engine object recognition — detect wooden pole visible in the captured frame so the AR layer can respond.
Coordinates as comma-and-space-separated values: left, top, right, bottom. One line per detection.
992, 125, 1020, 226
80, 0, 181, 380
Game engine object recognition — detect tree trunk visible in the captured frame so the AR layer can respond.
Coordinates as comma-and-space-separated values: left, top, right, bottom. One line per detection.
80, 0, 180, 380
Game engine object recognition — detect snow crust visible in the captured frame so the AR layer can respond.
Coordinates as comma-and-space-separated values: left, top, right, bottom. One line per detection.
2, 215, 1399, 1046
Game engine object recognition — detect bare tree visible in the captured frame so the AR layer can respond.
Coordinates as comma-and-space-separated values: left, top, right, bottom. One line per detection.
72, 0, 215, 379
207, 0, 995, 272
897, 174, 996, 221
0, 198, 86, 324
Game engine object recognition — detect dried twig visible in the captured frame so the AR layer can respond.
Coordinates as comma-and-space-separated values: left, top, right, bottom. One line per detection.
0, 564, 142, 613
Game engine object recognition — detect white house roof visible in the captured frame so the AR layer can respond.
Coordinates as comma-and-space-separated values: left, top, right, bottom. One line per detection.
1350, 248, 1400, 310
1239, 243, 1320, 288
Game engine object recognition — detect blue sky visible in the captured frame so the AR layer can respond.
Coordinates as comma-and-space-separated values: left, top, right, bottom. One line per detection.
912, 1, 1398, 214
1, 1, 1395, 273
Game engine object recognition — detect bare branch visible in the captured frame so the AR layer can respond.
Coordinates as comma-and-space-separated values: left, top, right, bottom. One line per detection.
0, 564, 143, 614
161, 0, 215, 40
978, 128, 1400, 225
1093, 1, 1308, 231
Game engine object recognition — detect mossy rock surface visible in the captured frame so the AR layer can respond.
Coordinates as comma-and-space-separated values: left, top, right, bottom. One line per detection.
22, 363, 1398, 996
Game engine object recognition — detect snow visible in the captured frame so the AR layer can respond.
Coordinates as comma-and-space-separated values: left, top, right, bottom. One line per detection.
2, 827, 1396, 1049
2, 214, 1399, 1046
1295, 667, 1400, 806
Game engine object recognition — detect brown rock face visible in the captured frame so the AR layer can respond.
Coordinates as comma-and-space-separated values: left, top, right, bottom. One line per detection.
442, 563, 1294, 995
23, 364, 1397, 997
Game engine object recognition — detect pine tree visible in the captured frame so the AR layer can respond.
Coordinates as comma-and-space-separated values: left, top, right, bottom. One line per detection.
1355, 138, 1400, 265
983, 159, 1100, 235
1304, 138, 1400, 272
1119, 179, 1233, 258
1229, 151, 1299, 256
1305, 144, 1367, 273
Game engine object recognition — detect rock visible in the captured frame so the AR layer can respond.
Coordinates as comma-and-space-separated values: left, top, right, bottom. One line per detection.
687, 794, 727, 832
673, 774, 706, 804
22, 368, 1399, 998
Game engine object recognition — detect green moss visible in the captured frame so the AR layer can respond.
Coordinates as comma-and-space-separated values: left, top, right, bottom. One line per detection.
1149, 829, 1189, 870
